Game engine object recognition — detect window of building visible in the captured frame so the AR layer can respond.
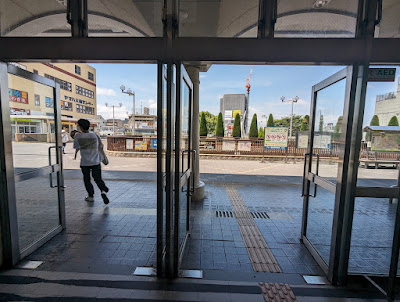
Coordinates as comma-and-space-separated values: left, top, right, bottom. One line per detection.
45, 97, 54, 108
33, 69, 38, 74
75, 65, 81, 75
61, 100, 73, 111
76, 85, 94, 98
34, 94, 40, 106
88, 72, 94, 81
76, 104, 94, 115
44, 74, 72, 92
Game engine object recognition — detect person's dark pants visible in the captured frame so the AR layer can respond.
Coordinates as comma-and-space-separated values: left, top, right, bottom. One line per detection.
62, 143, 66, 153
80, 164, 108, 197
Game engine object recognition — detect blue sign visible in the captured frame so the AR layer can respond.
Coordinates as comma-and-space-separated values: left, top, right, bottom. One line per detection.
152, 138, 157, 149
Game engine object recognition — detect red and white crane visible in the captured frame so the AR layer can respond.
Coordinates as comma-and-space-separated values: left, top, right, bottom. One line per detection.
242, 65, 253, 136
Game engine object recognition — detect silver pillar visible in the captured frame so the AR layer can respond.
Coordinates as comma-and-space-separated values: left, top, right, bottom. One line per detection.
186, 66, 205, 201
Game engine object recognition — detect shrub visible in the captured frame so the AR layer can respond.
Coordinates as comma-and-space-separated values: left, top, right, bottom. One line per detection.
215, 112, 224, 137
249, 114, 258, 138
232, 113, 241, 137
200, 112, 208, 136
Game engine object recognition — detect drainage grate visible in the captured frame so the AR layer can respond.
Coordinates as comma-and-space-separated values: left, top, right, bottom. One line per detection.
216, 210, 234, 218
251, 212, 270, 219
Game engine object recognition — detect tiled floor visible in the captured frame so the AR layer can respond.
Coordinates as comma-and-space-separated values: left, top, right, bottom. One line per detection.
17, 169, 399, 277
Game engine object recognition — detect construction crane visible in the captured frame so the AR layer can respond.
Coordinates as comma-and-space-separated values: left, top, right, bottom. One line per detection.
245, 65, 253, 97
242, 65, 253, 137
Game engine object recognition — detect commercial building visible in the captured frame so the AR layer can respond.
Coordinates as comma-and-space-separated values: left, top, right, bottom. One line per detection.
374, 77, 400, 126
128, 107, 157, 135
219, 94, 248, 136
8, 62, 98, 138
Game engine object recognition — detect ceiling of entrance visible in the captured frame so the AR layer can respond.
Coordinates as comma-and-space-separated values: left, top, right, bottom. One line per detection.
1, 0, 399, 38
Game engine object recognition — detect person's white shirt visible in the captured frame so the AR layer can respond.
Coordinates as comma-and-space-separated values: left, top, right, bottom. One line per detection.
61, 131, 69, 143
73, 132, 103, 166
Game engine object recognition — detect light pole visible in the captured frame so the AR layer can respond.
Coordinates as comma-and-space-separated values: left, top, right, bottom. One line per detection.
105, 102, 122, 136
281, 96, 299, 138
120, 85, 135, 135
262, 114, 268, 127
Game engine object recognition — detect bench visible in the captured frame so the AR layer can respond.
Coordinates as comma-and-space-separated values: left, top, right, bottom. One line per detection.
359, 151, 400, 169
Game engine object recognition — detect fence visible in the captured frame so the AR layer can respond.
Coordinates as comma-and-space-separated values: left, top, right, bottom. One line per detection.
106, 136, 400, 160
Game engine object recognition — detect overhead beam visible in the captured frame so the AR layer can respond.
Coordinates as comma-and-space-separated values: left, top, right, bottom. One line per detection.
0, 37, 399, 64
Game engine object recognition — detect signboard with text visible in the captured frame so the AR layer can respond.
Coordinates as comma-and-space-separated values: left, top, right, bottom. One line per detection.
232, 110, 241, 117
264, 127, 288, 149
9, 89, 28, 104
238, 141, 251, 151
224, 110, 233, 119
371, 132, 400, 152
135, 141, 148, 151
368, 68, 396, 82
10, 108, 30, 115
222, 140, 235, 151
126, 139, 134, 150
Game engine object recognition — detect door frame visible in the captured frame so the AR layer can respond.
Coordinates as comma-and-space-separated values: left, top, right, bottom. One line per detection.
301, 65, 361, 284
173, 63, 193, 276
0, 63, 65, 266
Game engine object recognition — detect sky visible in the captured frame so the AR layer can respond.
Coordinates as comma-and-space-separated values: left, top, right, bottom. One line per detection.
92, 63, 400, 128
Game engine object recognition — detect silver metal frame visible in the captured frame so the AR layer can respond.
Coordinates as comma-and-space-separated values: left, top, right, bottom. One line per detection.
301, 66, 360, 284
0, 64, 65, 266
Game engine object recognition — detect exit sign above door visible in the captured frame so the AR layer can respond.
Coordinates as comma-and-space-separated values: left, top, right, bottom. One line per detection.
368, 68, 396, 82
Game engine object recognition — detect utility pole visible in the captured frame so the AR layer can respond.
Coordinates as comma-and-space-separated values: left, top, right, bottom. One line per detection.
105, 102, 122, 136
281, 96, 299, 138
120, 85, 135, 135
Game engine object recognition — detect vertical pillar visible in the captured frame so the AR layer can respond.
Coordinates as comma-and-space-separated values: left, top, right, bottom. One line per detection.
186, 66, 205, 201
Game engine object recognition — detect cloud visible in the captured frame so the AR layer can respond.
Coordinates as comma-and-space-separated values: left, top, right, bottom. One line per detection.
148, 99, 157, 109
96, 104, 130, 120
97, 87, 117, 96
200, 74, 207, 79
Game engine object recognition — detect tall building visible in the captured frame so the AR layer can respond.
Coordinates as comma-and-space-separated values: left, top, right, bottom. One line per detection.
374, 77, 400, 125
219, 94, 248, 136
8, 62, 97, 136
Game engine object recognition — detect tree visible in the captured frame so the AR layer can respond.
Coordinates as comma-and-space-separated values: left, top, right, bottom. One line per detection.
300, 115, 309, 131
215, 112, 224, 137
200, 111, 217, 135
258, 127, 264, 139
200, 112, 208, 136
333, 116, 343, 139
274, 115, 303, 132
267, 114, 274, 127
388, 116, 399, 126
249, 114, 258, 138
232, 113, 241, 137
370, 115, 380, 126
319, 115, 324, 132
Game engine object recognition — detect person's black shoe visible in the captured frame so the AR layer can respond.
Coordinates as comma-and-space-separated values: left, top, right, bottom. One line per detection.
101, 192, 109, 204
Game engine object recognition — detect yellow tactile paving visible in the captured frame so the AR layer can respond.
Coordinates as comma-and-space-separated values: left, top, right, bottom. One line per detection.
259, 283, 297, 302
225, 186, 282, 273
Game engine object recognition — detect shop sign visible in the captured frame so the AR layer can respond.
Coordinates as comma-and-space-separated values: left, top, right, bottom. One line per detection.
9, 89, 28, 104
224, 110, 232, 119
135, 141, 148, 150
264, 127, 288, 149
10, 108, 30, 115
152, 138, 157, 149
222, 141, 235, 151
238, 141, 251, 151
126, 139, 134, 150
64, 95, 94, 106
232, 110, 241, 117
368, 68, 396, 82
138, 122, 153, 129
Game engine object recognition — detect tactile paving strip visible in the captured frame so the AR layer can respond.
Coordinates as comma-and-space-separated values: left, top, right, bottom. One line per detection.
225, 186, 282, 273
259, 282, 297, 302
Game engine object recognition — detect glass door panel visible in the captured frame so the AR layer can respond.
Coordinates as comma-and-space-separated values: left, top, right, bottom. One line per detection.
7, 65, 64, 256
174, 65, 193, 275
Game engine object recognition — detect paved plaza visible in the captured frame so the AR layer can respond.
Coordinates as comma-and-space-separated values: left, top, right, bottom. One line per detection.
9, 141, 398, 278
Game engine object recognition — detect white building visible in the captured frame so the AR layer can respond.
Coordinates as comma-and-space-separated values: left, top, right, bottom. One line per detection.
374, 78, 400, 125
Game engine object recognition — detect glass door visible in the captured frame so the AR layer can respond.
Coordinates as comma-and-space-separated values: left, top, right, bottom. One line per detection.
301, 66, 356, 279
157, 63, 193, 278
5, 64, 65, 261
173, 64, 193, 276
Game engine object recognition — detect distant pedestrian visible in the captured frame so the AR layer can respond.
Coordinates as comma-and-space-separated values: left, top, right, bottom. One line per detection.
73, 119, 110, 204
61, 130, 68, 154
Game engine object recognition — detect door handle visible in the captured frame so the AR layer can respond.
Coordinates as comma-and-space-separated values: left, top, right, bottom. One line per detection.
301, 152, 320, 198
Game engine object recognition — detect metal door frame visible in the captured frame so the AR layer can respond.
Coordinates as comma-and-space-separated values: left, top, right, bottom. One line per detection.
301, 65, 360, 284
173, 63, 193, 276
0, 63, 65, 266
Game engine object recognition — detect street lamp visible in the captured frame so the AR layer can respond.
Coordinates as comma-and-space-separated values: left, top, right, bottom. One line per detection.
281, 96, 299, 138
262, 114, 268, 127
120, 85, 136, 135
105, 102, 122, 136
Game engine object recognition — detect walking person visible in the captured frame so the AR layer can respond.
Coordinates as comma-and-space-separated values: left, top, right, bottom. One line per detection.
73, 119, 110, 204
61, 129, 69, 154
